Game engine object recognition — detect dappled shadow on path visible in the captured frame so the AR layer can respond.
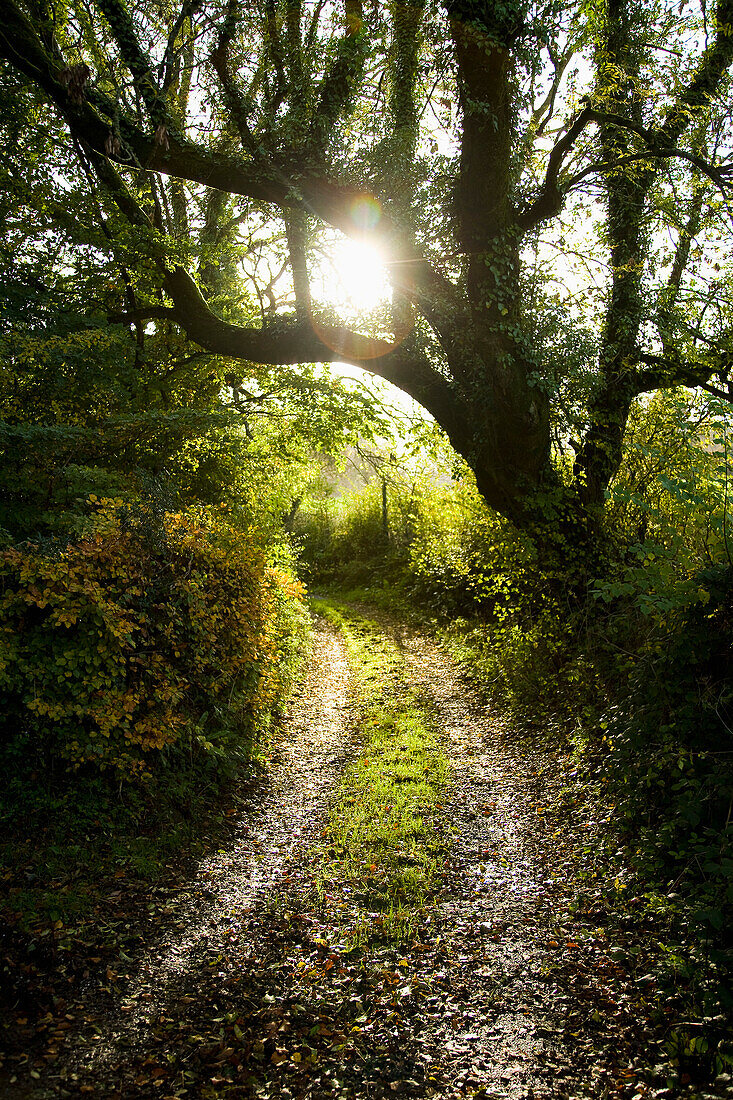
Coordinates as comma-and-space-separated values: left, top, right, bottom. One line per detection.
397, 630, 589, 1099
14, 621, 358, 1098
8, 614, 690, 1100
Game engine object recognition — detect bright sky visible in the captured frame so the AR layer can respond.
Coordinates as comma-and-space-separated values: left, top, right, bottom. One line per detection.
308, 233, 431, 426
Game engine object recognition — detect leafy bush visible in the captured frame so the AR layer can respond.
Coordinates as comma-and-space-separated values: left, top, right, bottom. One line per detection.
594, 563, 733, 933
296, 471, 539, 616
0, 499, 308, 778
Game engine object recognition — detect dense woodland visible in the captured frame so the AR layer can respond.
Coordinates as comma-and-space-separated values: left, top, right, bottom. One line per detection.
0, 0, 732, 1093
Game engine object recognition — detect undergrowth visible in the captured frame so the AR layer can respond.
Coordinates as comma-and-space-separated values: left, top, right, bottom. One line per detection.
0, 500, 309, 933
0, 728, 275, 935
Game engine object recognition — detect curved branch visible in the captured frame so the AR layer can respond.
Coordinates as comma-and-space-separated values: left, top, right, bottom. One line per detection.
0, 0, 457, 333
516, 106, 593, 230
161, 265, 465, 432
519, 2, 733, 232
565, 109, 733, 193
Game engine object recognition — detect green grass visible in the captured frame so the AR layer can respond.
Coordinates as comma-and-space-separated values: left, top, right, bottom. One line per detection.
313, 598, 449, 946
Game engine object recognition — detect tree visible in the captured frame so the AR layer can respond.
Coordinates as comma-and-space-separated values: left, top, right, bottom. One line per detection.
2, 0, 733, 561
0, 64, 387, 540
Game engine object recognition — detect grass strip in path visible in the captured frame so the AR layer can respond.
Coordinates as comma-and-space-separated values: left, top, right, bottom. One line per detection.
313, 599, 449, 947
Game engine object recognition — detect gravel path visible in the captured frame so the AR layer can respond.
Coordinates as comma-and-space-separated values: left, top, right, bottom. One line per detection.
88, 620, 356, 1081
5, 610, 699, 1100
397, 626, 597, 1099
11, 621, 360, 1098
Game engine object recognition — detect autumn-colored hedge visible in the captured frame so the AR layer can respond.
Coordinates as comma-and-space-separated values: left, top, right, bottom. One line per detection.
0, 500, 308, 777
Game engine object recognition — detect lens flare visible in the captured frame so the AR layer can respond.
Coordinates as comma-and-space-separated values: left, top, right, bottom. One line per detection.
348, 195, 381, 232
308, 195, 415, 359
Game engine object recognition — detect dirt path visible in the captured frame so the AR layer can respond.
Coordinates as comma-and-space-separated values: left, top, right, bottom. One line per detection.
4, 610, 711, 1100
7, 621, 359, 1098
396, 627, 602, 1099
82, 620, 355, 1064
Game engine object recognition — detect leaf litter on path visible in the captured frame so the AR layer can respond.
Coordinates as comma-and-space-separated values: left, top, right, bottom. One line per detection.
3, 611, 729, 1099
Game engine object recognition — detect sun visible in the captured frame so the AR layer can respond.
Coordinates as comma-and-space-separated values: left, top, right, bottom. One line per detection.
313, 236, 392, 318
307, 223, 415, 360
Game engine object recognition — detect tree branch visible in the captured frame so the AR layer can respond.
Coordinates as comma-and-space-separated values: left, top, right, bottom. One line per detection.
159, 0, 200, 93
519, 0, 733, 232
656, 178, 705, 352
636, 351, 733, 403
531, 41, 575, 138
209, 0, 258, 154
93, 0, 171, 129
308, 0, 366, 158
262, 0, 288, 118
108, 305, 178, 324
162, 264, 465, 430
516, 106, 593, 229
659, 0, 733, 146
565, 109, 733, 193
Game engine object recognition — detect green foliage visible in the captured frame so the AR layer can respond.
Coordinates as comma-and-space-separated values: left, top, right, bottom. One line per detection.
592, 562, 733, 949
0, 60, 388, 790
0, 499, 308, 779
296, 457, 540, 620
297, 484, 394, 588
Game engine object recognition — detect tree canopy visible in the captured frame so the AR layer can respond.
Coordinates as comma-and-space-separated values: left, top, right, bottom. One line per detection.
2, 0, 733, 550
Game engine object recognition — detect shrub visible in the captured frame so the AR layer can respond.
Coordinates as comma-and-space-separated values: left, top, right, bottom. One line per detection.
0, 499, 308, 778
